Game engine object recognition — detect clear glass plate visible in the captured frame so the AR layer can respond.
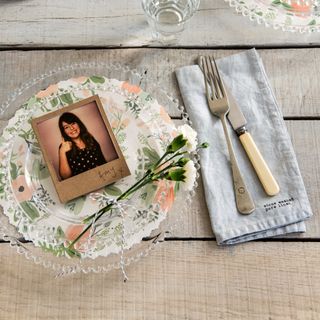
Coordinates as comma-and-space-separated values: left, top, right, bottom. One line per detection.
0, 62, 200, 276
226, 0, 320, 32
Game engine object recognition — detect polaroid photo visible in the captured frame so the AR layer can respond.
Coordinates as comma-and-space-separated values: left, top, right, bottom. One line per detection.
32, 95, 130, 203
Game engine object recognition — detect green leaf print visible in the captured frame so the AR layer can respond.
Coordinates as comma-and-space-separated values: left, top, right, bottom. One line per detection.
65, 196, 86, 215
20, 201, 40, 221
143, 147, 160, 164
140, 184, 157, 204
124, 100, 141, 118
56, 226, 65, 240
10, 162, 19, 180
32, 159, 50, 180
272, 0, 281, 4
89, 76, 105, 84
281, 2, 292, 9
308, 19, 316, 26
50, 97, 59, 108
174, 181, 180, 195
60, 93, 73, 105
104, 184, 122, 196
26, 96, 39, 109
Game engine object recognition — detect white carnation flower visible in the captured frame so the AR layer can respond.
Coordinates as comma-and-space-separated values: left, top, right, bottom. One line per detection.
182, 160, 197, 191
177, 124, 198, 152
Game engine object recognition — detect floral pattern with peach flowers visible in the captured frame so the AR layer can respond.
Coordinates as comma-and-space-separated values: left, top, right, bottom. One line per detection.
121, 81, 142, 94
0, 75, 184, 258
72, 76, 88, 84
159, 106, 172, 124
65, 224, 92, 252
111, 118, 130, 131
35, 84, 59, 99
11, 175, 32, 202
154, 180, 175, 212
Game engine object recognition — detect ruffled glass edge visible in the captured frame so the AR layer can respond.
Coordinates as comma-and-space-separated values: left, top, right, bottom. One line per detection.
0, 61, 201, 276
225, 0, 320, 33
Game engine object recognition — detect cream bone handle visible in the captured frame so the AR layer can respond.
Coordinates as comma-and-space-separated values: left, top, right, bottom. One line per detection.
238, 131, 280, 196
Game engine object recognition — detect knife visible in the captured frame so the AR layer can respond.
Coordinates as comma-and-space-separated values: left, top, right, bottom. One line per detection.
226, 86, 280, 196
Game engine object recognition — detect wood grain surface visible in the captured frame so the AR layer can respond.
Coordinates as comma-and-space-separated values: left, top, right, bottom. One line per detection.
1, 241, 320, 320
0, 49, 320, 118
0, 22, 319, 318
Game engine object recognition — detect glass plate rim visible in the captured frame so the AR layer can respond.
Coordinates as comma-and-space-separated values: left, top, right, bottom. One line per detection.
0, 61, 201, 276
225, 0, 320, 33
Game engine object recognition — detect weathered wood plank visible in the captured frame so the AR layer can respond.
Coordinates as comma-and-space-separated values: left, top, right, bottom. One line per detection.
1, 241, 320, 320
0, 0, 319, 48
1, 49, 320, 117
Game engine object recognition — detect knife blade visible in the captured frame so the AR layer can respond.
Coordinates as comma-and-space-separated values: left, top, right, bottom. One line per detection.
226, 86, 280, 196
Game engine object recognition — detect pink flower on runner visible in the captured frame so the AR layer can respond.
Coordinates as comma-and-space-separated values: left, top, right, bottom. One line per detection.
121, 82, 141, 94
11, 175, 32, 202
35, 84, 59, 98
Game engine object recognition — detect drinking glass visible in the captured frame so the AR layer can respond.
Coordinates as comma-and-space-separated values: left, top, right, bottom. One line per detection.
141, 0, 200, 44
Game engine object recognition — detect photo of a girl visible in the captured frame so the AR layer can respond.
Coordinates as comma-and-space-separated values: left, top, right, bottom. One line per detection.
32, 95, 130, 202
58, 112, 107, 179
34, 99, 119, 182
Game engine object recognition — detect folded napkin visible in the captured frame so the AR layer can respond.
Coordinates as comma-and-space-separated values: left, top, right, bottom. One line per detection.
175, 49, 313, 245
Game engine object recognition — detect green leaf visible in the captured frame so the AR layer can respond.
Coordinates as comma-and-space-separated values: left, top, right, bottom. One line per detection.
65, 196, 86, 215
39, 163, 50, 180
281, 2, 292, 9
90, 76, 105, 84
28, 142, 42, 155
166, 134, 187, 153
308, 19, 316, 26
56, 226, 65, 240
10, 162, 19, 180
142, 184, 157, 204
50, 97, 59, 108
143, 147, 160, 164
20, 201, 40, 221
60, 93, 73, 105
167, 168, 186, 182
27, 96, 38, 108
176, 157, 189, 167
174, 181, 180, 195
32, 159, 50, 180
272, 0, 281, 4
104, 184, 122, 196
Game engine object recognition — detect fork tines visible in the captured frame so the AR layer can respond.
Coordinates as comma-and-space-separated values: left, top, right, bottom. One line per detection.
199, 56, 226, 100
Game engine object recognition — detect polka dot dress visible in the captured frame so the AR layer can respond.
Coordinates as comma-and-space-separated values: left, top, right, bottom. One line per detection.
66, 139, 107, 177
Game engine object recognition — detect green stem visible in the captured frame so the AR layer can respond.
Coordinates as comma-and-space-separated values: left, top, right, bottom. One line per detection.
68, 150, 188, 252
155, 151, 187, 171
152, 152, 169, 170
68, 171, 153, 250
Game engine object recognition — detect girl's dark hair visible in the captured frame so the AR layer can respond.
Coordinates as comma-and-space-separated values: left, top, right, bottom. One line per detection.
58, 112, 96, 154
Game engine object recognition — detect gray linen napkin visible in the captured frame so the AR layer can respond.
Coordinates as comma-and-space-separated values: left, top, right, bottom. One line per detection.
175, 49, 312, 245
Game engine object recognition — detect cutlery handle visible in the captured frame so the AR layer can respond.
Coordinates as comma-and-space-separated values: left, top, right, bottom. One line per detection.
239, 132, 280, 196
220, 116, 255, 214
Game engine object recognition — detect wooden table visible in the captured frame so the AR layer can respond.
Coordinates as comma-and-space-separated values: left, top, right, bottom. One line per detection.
1, 1, 320, 319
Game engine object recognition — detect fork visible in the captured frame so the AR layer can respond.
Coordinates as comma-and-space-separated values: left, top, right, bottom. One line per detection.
199, 55, 255, 214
